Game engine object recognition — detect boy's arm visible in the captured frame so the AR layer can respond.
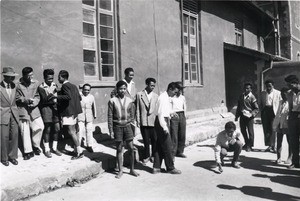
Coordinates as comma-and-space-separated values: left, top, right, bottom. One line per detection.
92, 96, 97, 119
235, 97, 241, 121
30, 83, 40, 107
107, 100, 113, 135
16, 84, 30, 106
57, 84, 71, 101
135, 94, 141, 126
214, 134, 222, 163
251, 99, 259, 117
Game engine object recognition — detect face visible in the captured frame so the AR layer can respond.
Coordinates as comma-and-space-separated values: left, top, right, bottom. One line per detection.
58, 74, 64, 84
125, 71, 134, 82
265, 83, 274, 92
177, 89, 183, 97
82, 85, 91, 96
244, 85, 252, 95
287, 82, 298, 91
23, 72, 33, 83
3, 76, 15, 83
117, 84, 127, 97
225, 128, 235, 137
45, 74, 54, 86
168, 88, 179, 97
146, 81, 156, 92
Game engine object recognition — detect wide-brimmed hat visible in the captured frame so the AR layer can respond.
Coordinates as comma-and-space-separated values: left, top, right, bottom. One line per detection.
2, 67, 18, 77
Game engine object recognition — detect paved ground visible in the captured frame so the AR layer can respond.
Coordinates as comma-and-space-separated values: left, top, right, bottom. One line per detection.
29, 124, 300, 201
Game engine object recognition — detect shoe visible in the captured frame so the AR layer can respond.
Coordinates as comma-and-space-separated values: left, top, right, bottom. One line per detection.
285, 159, 292, 165
86, 146, 94, 153
51, 149, 62, 156
44, 151, 52, 158
9, 159, 18, 165
264, 146, 272, 152
176, 153, 187, 158
33, 147, 41, 155
231, 162, 241, 169
1, 161, 9, 166
150, 157, 154, 163
143, 157, 150, 164
220, 156, 225, 166
217, 163, 223, 173
71, 152, 84, 160
246, 146, 251, 152
276, 159, 283, 164
287, 164, 300, 169
152, 168, 161, 174
23, 154, 31, 160
29, 152, 35, 158
167, 168, 181, 174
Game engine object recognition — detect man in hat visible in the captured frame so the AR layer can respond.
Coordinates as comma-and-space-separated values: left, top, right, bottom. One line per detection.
170, 81, 187, 158
284, 75, 300, 169
16, 67, 44, 160
1, 67, 19, 166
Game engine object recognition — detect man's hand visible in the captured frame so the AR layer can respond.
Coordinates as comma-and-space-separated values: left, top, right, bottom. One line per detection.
217, 162, 223, 173
163, 129, 169, 135
110, 132, 114, 139
229, 139, 236, 145
170, 112, 179, 118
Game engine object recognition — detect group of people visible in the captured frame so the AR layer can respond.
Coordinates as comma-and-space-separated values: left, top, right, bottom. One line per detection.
1, 66, 187, 179
215, 75, 300, 173
1, 66, 97, 167
108, 68, 187, 178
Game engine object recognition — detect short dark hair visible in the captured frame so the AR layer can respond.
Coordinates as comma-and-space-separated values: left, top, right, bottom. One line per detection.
83, 83, 91, 89
285, 74, 299, 84
59, 70, 69, 79
244, 82, 252, 88
280, 87, 289, 93
145, 77, 156, 85
225, 121, 236, 130
167, 82, 179, 91
116, 80, 127, 89
43, 69, 54, 79
22, 67, 33, 76
264, 79, 274, 85
124, 67, 134, 75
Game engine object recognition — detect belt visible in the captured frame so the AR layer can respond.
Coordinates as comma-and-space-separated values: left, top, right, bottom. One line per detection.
175, 111, 184, 114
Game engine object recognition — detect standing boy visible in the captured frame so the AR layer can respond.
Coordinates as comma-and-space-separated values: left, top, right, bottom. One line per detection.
56, 70, 83, 160
1, 67, 19, 166
272, 87, 292, 164
170, 82, 187, 158
78, 83, 97, 153
38, 69, 62, 158
235, 83, 259, 152
108, 80, 139, 179
16, 67, 44, 160
136, 78, 158, 163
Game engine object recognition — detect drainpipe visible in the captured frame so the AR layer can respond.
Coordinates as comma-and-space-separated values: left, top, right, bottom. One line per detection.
261, 60, 273, 91
180, 0, 184, 88
274, 2, 280, 56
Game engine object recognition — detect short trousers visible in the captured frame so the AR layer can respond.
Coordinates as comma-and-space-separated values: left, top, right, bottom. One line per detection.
62, 115, 77, 126
113, 124, 134, 142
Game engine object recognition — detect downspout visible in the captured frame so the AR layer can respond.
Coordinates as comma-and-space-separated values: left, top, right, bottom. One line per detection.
180, 0, 185, 89
274, 2, 281, 56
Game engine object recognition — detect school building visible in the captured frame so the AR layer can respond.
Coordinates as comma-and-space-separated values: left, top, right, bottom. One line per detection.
1, 0, 300, 123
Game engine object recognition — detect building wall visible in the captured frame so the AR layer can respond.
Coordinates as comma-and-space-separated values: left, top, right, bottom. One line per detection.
289, 1, 300, 61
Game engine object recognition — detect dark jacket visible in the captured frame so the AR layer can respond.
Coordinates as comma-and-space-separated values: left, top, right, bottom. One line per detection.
0, 81, 19, 124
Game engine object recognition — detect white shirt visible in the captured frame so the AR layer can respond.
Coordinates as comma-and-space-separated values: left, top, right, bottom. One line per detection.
124, 79, 133, 96
145, 91, 153, 102
3, 80, 11, 98
266, 90, 274, 106
155, 91, 172, 132
292, 91, 300, 112
171, 94, 186, 112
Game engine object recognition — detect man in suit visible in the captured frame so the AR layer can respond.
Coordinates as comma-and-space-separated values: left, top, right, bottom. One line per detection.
136, 77, 158, 163
260, 79, 281, 152
235, 83, 259, 152
16, 67, 44, 160
0, 67, 19, 166
55, 70, 83, 160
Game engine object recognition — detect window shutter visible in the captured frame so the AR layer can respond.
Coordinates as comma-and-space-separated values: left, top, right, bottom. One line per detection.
183, 0, 199, 14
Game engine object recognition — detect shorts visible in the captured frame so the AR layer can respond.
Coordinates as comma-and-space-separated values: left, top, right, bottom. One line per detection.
62, 115, 77, 126
113, 124, 134, 142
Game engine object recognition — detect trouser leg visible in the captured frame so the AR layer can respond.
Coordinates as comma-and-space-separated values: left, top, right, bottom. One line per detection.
86, 122, 93, 147
141, 126, 151, 159
170, 117, 179, 157
1, 124, 9, 161
247, 118, 255, 148
177, 113, 186, 154
31, 117, 44, 149
240, 116, 249, 146
20, 120, 32, 154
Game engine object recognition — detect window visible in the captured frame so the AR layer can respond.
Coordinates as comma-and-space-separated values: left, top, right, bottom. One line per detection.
82, 0, 117, 82
234, 18, 243, 46
182, 2, 202, 85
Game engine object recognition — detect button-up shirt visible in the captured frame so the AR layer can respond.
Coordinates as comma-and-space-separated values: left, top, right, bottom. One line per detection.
266, 90, 274, 106
3, 80, 11, 98
171, 94, 186, 113
155, 91, 172, 132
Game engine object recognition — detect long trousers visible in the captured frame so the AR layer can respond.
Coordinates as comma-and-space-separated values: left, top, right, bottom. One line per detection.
288, 112, 300, 166
239, 115, 254, 147
170, 112, 186, 156
221, 140, 243, 162
140, 126, 157, 159
1, 115, 18, 161
261, 106, 275, 146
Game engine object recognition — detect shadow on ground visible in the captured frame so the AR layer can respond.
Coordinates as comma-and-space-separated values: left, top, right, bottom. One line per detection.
253, 173, 300, 189
217, 184, 300, 201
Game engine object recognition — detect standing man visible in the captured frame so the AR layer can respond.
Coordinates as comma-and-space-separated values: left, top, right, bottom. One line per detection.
38, 69, 62, 158
260, 80, 281, 152
152, 82, 181, 174
1, 67, 19, 166
16, 67, 44, 160
235, 83, 259, 152
136, 78, 158, 163
170, 82, 187, 158
78, 83, 97, 153
56, 70, 83, 160
284, 75, 300, 169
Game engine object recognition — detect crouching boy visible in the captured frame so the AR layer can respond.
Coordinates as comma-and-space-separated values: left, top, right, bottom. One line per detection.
214, 121, 244, 173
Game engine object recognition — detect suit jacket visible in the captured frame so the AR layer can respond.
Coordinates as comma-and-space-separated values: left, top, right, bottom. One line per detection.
16, 79, 41, 120
78, 93, 96, 122
260, 89, 281, 114
57, 82, 82, 117
0, 81, 19, 125
236, 92, 259, 119
136, 90, 158, 127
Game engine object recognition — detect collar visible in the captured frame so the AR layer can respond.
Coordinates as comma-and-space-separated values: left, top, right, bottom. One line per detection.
243, 92, 252, 98
41, 82, 56, 88
19, 77, 36, 86
123, 79, 134, 85
63, 80, 69, 84
3, 80, 9, 87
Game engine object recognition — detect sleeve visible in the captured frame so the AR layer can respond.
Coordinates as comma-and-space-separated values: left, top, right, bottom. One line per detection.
235, 96, 241, 119
38, 86, 55, 106
235, 132, 245, 145
16, 84, 27, 105
251, 97, 259, 117
214, 134, 222, 163
157, 97, 169, 132
183, 96, 187, 115
107, 100, 114, 134
92, 96, 97, 118
57, 84, 71, 101
30, 83, 40, 107
135, 94, 141, 125
130, 101, 135, 124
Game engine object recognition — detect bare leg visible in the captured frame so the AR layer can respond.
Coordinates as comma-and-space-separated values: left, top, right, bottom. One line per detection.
127, 140, 139, 177
115, 141, 124, 179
